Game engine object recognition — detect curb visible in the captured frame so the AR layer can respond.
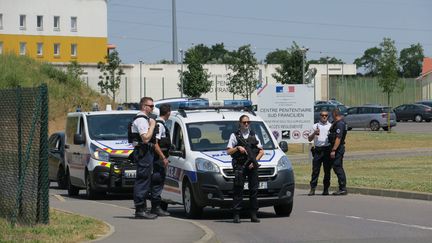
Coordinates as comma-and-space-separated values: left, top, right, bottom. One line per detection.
296, 183, 432, 201
52, 207, 116, 242
82, 200, 218, 243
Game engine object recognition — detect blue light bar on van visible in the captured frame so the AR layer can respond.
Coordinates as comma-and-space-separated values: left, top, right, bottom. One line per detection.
223, 100, 252, 107
178, 100, 210, 109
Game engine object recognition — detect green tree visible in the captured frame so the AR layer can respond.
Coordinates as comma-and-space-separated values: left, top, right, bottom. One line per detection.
399, 43, 424, 78
66, 60, 84, 81
265, 48, 290, 64
354, 47, 382, 76
179, 49, 212, 97
184, 44, 211, 64
271, 42, 308, 84
184, 43, 231, 64
377, 38, 404, 131
97, 50, 125, 105
308, 57, 344, 64
226, 45, 259, 100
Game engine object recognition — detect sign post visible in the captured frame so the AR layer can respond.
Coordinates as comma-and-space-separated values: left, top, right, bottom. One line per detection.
257, 84, 314, 144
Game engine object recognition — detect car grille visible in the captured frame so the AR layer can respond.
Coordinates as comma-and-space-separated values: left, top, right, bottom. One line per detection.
222, 167, 275, 178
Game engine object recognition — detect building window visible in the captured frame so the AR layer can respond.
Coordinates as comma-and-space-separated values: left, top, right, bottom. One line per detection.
19, 15, 26, 30
0, 14, 3, 30
0, 42, 3, 55
37, 15, 43, 30
54, 43, 60, 56
54, 16, 60, 30
19, 42, 26, 55
71, 44, 77, 57
37, 43, 43, 56
71, 17, 77, 31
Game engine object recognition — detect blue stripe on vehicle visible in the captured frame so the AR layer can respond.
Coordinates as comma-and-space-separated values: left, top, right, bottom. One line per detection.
184, 170, 198, 183
200, 150, 275, 163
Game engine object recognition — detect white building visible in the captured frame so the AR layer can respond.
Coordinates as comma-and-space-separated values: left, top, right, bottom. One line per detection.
68, 63, 356, 104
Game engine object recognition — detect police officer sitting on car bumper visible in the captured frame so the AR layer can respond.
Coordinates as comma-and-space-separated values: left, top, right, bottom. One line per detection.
308, 111, 332, 196
227, 115, 264, 223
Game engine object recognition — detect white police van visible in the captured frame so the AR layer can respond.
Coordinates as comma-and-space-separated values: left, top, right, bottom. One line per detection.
64, 109, 139, 199
161, 105, 294, 218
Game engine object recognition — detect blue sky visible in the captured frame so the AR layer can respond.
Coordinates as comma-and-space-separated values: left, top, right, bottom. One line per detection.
108, 0, 432, 64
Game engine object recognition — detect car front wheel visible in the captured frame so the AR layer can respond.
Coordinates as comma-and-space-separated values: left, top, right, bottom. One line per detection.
274, 201, 293, 217
414, 114, 423, 122
182, 182, 203, 219
370, 121, 380, 131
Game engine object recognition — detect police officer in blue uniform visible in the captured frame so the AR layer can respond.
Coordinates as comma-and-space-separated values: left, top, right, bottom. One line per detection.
328, 108, 348, 195
150, 104, 172, 216
227, 115, 264, 223
130, 97, 158, 219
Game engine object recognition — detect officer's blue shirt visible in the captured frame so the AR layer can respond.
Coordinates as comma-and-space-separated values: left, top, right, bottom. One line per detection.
334, 120, 347, 144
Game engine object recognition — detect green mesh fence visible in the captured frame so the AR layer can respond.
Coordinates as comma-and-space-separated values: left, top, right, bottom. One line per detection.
329, 76, 423, 107
0, 84, 49, 226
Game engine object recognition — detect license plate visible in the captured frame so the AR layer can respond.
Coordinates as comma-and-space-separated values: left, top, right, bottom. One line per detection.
124, 170, 136, 178
244, 181, 267, 189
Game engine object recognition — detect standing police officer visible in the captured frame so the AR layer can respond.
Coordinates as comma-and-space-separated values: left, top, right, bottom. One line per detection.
131, 97, 158, 219
328, 108, 348, 195
227, 115, 264, 223
150, 104, 172, 216
307, 111, 332, 196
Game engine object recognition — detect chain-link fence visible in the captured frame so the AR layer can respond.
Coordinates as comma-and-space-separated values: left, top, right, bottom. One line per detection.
0, 84, 49, 225
330, 76, 423, 107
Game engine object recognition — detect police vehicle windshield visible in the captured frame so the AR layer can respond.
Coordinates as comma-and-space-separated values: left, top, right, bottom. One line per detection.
186, 121, 275, 152
87, 114, 136, 140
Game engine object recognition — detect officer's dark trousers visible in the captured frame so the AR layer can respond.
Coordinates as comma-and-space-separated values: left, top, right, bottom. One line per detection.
133, 147, 154, 207
310, 146, 331, 190
232, 164, 259, 213
332, 145, 347, 190
150, 160, 166, 208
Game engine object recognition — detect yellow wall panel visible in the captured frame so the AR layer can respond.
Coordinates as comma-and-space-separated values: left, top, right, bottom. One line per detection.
0, 34, 107, 63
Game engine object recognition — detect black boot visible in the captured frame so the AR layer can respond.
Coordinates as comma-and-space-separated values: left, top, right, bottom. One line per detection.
250, 211, 260, 223
233, 212, 240, 223
322, 188, 329, 195
308, 188, 315, 196
135, 205, 157, 219
151, 206, 170, 216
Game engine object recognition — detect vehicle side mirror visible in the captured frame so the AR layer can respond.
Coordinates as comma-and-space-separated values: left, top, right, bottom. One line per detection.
73, 134, 86, 145
169, 150, 184, 158
279, 141, 288, 153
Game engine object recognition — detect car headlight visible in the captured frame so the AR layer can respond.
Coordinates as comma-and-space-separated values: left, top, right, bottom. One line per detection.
195, 158, 220, 173
90, 144, 110, 161
277, 155, 292, 171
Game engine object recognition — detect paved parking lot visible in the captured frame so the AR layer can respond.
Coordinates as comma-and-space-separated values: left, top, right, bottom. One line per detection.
350, 121, 432, 134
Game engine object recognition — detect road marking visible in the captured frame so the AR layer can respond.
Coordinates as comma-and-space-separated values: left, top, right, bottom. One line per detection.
307, 211, 432, 231
52, 194, 66, 202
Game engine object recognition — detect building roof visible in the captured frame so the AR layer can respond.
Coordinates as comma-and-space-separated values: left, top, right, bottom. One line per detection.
417, 57, 432, 80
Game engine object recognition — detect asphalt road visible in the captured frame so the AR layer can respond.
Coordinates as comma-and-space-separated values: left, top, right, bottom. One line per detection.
349, 121, 432, 134
50, 187, 432, 243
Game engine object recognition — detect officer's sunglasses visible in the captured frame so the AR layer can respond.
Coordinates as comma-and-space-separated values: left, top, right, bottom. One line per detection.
145, 104, 155, 108
241, 121, 250, 125
320, 114, 328, 117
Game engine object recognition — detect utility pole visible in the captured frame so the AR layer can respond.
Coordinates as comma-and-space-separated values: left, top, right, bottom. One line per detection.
180, 49, 184, 97
139, 60, 143, 98
300, 47, 309, 84
172, 0, 178, 63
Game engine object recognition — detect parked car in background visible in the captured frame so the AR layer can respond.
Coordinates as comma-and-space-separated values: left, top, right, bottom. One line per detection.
415, 100, 432, 108
48, 132, 67, 189
393, 104, 432, 122
314, 104, 348, 123
344, 105, 397, 131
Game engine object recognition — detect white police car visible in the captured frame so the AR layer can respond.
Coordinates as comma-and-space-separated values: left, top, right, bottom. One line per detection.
64, 108, 139, 199
161, 105, 294, 218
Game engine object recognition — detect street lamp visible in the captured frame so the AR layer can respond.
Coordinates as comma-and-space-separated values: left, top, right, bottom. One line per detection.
180, 49, 184, 97
139, 60, 143, 98
299, 47, 309, 84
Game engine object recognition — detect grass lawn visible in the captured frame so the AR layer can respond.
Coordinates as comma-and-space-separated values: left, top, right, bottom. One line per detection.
293, 156, 432, 193
288, 131, 432, 154
0, 209, 109, 242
